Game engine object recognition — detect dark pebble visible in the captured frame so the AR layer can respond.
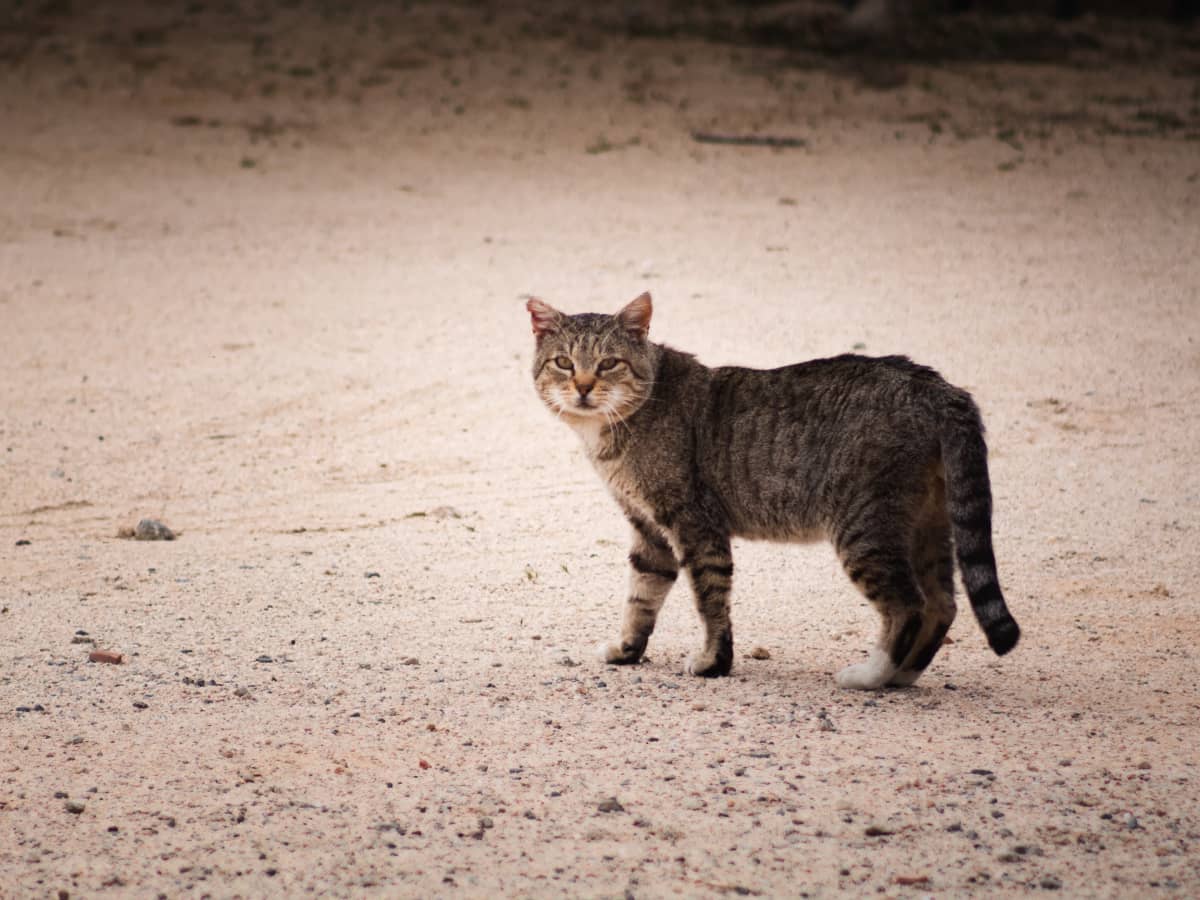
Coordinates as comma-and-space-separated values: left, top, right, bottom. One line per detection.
15, 539, 31, 546
1040, 876, 1062, 890
970, 769, 994, 776
134, 518, 176, 541
256, 655, 274, 663
597, 797, 625, 813
365, 572, 380, 578
133, 701, 148, 709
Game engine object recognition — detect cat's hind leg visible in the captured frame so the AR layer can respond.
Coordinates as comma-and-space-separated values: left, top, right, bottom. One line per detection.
834, 541, 925, 690
889, 512, 957, 686
600, 516, 679, 666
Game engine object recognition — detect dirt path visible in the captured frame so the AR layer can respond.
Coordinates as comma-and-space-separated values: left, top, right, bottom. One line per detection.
2, 2, 1199, 896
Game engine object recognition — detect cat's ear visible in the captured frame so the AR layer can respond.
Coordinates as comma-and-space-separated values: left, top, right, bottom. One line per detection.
617, 292, 652, 340
526, 298, 564, 339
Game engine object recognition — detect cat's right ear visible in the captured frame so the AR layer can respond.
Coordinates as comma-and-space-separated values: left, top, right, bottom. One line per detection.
527, 298, 564, 340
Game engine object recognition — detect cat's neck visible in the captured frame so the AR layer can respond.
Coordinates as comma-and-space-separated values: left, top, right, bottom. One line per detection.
569, 416, 609, 456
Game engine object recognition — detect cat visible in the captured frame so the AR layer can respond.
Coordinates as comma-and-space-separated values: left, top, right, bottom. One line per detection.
526, 292, 1020, 689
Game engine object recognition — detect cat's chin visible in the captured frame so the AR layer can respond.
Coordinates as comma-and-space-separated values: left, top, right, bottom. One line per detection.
562, 407, 609, 425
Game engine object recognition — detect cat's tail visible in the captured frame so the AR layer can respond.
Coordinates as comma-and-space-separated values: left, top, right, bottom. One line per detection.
941, 395, 1021, 656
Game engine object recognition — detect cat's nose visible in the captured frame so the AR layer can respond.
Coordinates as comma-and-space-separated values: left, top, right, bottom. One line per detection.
574, 376, 596, 397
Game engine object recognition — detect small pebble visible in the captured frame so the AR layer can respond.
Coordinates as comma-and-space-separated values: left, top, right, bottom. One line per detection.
64, 801, 85, 814
1123, 812, 1139, 830
597, 797, 625, 813
88, 649, 123, 665
748, 646, 770, 660
1040, 876, 1063, 890
133, 518, 176, 541
255, 655, 274, 663
15, 539, 31, 546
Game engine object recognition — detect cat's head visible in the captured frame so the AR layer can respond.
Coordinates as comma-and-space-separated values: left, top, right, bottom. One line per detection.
527, 293, 657, 425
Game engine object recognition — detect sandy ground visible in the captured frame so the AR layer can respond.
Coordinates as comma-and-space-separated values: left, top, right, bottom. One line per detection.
2, 1, 1199, 896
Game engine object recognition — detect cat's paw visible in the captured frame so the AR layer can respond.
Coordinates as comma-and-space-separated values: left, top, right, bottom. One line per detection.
835, 650, 897, 690
685, 649, 732, 678
886, 668, 922, 687
598, 641, 644, 665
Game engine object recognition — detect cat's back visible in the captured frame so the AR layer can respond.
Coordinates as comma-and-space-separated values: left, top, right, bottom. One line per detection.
704, 352, 959, 435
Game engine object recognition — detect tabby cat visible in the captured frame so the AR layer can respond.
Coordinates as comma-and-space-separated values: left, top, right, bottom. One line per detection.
527, 293, 1019, 689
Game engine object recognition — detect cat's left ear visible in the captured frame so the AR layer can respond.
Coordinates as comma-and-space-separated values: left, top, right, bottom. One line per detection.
527, 298, 564, 340
617, 292, 652, 340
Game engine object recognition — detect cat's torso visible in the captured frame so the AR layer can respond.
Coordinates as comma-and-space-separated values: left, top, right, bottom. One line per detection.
574, 349, 947, 546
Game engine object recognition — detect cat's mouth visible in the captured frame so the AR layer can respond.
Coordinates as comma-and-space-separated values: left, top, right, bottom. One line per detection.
559, 396, 608, 420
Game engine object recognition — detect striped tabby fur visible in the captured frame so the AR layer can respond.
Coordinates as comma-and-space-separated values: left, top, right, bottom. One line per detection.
527, 293, 1019, 689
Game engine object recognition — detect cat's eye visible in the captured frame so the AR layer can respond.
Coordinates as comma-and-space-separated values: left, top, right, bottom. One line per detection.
597, 357, 621, 373
553, 355, 574, 370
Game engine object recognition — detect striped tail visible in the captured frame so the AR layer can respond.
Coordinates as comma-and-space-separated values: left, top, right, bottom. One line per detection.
941, 398, 1020, 655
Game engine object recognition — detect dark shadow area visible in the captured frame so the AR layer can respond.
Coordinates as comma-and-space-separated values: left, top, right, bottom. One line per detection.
0, 0, 1197, 142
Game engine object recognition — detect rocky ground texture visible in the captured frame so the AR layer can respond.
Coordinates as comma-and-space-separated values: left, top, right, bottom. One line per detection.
2, 1, 1199, 896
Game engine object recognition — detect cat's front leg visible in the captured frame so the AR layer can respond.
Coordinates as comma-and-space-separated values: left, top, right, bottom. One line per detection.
676, 525, 735, 678
599, 515, 679, 666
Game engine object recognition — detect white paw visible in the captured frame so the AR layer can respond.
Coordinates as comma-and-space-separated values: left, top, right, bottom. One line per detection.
835, 649, 897, 690
596, 641, 620, 663
685, 650, 725, 677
